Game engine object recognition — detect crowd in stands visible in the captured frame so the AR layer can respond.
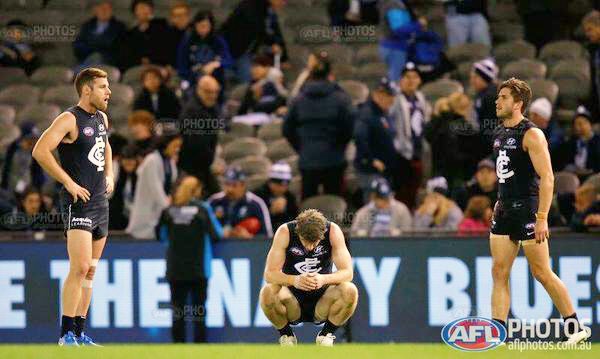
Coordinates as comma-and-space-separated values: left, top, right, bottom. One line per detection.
0, 0, 600, 239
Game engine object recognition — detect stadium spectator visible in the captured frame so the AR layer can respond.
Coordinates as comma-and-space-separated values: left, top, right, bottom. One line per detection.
283, 56, 354, 199
238, 55, 287, 115
0, 20, 41, 75
72, 0, 126, 68
120, 0, 172, 70
409, 17, 453, 84
176, 10, 232, 91
583, 10, 600, 121
208, 166, 273, 239
378, 0, 421, 81
126, 132, 182, 239
109, 145, 138, 230
425, 92, 479, 189
127, 110, 156, 157
133, 66, 181, 121
390, 62, 431, 209
328, 0, 379, 26
528, 97, 564, 151
1, 122, 44, 195
178, 75, 222, 197
457, 195, 492, 235
516, 0, 567, 50
254, 162, 298, 230
470, 58, 499, 150
157, 176, 222, 343
453, 158, 498, 210
354, 77, 399, 203
570, 184, 600, 232
220, 0, 288, 83
553, 106, 600, 178
414, 177, 464, 230
443, 0, 491, 47
165, 2, 191, 66
9, 187, 50, 232
289, 51, 330, 99
351, 177, 412, 237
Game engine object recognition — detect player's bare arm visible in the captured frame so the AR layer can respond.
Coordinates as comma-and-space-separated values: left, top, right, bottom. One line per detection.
310, 223, 353, 288
32, 112, 91, 202
524, 127, 554, 243
264, 225, 314, 291
100, 111, 114, 194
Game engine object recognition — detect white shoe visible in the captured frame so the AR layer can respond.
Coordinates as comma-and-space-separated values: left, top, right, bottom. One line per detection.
565, 328, 591, 344
315, 333, 336, 346
279, 335, 297, 346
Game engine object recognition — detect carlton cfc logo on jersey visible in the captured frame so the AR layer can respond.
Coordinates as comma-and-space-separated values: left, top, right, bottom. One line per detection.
88, 136, 105, 172
294, 257, 322, 274
496, 150, 514, 183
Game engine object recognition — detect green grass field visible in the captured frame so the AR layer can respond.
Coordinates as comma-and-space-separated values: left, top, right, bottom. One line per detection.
0, 344, 596, 359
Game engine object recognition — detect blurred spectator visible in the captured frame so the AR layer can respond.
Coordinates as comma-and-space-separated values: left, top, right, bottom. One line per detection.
165, 2, 191, 65
378, 0, 421, 80
354, 77, 399, 203
328, 0, 379, 26
254, 162, 298, 230
73, 0, 126, 68
9, 187, 50, 232
409, 17, 453, 83
553, 106, 600, 178
414, 177, 464, 230
283, 56, 354, 199
289, 51, 328, 99
351, 177, 412, 237
157, 176, 222, 343
584, 11, 600, 121
109, 145, 138, 230
570, 184, 600, 232
453, 158, 498, 210
470, 58, 499, 150
220, 0, 288, 83
0, 20, 41, 75
120, 0, 172, 69
528, 97, 564, 151
208, 166, 273, 238
177, 10, 232, 91
516, 0, 567, 50
128, 110, 156, 157
425, 93, 479, 189
178, 75, 222, 197
133, 66, 181, 121
126, 132, 182, 239
457, 195, 492, 235
443, 0, 491, 47
1, 122, 45, 195
238, 55, 287, 115
390, 62, 430, 209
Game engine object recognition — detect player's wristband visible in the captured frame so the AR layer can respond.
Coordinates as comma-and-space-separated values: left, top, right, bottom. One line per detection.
535, 212, 547, 220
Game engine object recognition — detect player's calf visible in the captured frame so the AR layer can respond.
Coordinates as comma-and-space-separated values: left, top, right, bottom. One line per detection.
260, 284, 298, 346
315, 282, 358, 346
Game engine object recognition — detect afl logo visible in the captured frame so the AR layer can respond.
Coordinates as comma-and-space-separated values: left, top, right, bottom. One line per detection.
441, 317, 506, 351
83, 127, 94, 137
290, 247, 304, 256
506, 138, 516, 146
493, 139, 500, 148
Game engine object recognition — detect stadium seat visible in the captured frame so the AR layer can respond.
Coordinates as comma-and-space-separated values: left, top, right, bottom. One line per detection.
554, 172, 581, 194
0, 104, 16, 125
39, 43, 77, 67
283, 155, 299, 176
230, 156, 272, 177
501, 59, 547, 81
257, 119, 283, 143
0, 84, 41, 110
30, 66, 74, 87
300, 195, 347, 223
528, 79, 559, 106
107, 104, 131, 133
122, 65, 146, 86
356, 63, 387, 86
490, 22, 525, 43
17, 103, 61, 126
555, 109, 575, 124
218, 131, 241, 146
539, 40, 588, 68
42, 85, 79, 109
550, 62, 591, 110
0, 67, 28, 88
22, 10, 64, 25
452, 61, 474, 86
355, 45, 380, 65
222, 137, 267, 163
96, 65, 122, 82
338, 80, 369, 106
334, 63, 357, 81
550, 60, 590, 80
421, 79, 464, 105
229, 122, 255, 137
315, 45, 354, 64
488, 2, 519, 22
446, 43, 490, 64
0, 122, 20, 153
493, 40, 536, 68
1, 0, 43, 9
109, 83, 135, 108
44, 0, 87, 10
266, 138, 296, 162
246, 173, 269, 192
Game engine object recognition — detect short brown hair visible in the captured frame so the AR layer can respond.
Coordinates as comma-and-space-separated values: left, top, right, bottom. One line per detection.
498, 77, 532, 114
140, 65, 164, 83
74, 67, 108, 97
127, 110, 155, 129
295, 209, 328, 243
464, 196, 492, 220
583, 10, 600, 27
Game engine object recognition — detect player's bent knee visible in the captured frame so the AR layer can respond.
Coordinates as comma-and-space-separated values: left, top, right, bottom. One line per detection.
338, 282, 358, 304
277, 288, 294, 305
259, 284, 280, 307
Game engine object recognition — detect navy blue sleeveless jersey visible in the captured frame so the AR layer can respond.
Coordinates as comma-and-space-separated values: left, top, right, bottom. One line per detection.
58, 106, 108, 203
492, 118, 539, 201
282, 220, 332, 275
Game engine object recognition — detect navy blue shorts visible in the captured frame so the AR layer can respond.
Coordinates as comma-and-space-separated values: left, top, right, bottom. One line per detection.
490, 198, 538, 242
61, 196, 109, 240
289, 286, 329, 325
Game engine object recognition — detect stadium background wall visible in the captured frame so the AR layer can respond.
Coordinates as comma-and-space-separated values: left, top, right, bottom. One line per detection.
0, 237, 599, 343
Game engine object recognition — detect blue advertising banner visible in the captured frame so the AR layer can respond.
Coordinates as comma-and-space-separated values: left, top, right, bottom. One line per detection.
0, 237, 599, 343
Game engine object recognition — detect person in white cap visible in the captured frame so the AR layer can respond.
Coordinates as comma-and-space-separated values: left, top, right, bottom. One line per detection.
528, 97, 564, 150
414, 176, 463, 229
470, 58, 499, 149
254, 161, 299, 230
